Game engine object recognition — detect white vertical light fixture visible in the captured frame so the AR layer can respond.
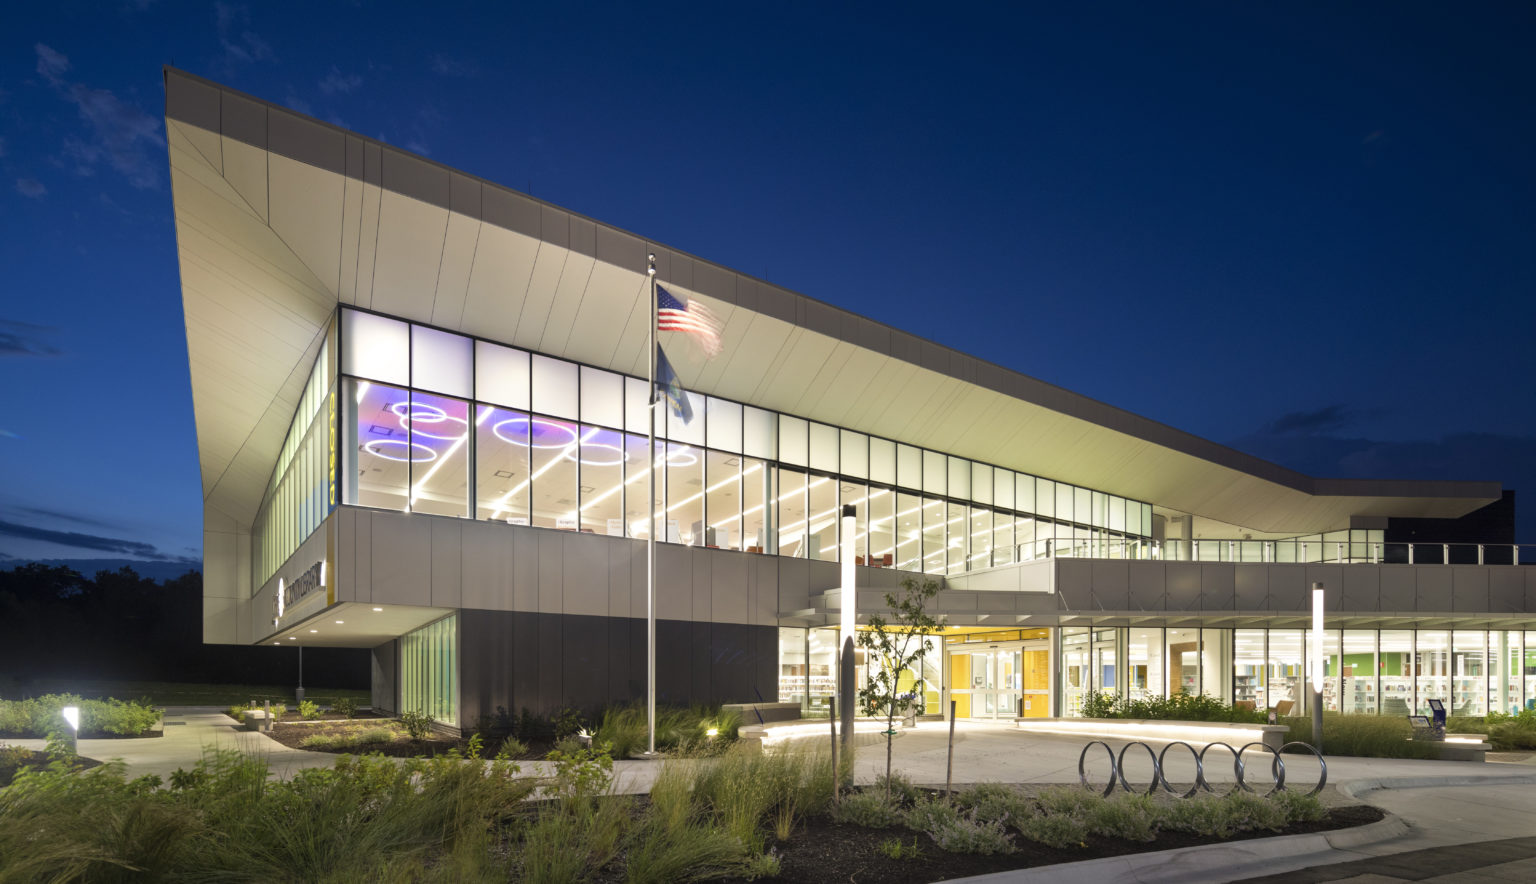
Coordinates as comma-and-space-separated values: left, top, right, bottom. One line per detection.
1310, 581, 1325, 752
840, 504, 856, 641
61, 705, 79, 757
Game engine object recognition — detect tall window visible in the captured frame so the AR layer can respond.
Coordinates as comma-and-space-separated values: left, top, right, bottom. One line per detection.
476, 406, 530, 524
400, 614, 457, 725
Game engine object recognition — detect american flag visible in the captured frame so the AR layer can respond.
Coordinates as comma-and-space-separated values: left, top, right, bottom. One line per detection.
657, 285, 723, 357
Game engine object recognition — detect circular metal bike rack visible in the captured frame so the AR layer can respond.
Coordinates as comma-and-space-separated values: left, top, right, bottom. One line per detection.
1116, 741, 1161, 795
1235, 741, 1286, 796
1156, 740, 1203, 799
1276, 742, 1328, 796
1195, 741, 1245, 794
1078, 740, 1118, 797
1075, 738, 1326, 801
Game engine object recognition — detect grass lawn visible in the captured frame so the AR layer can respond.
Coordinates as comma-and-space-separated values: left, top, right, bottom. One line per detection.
0, 678, 369, 707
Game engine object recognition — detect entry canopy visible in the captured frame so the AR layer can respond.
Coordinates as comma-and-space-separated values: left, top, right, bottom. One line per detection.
166, 68, 1500, 543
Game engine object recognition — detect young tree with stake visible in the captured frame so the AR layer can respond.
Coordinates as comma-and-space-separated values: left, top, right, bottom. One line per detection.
856, 576, 944, 799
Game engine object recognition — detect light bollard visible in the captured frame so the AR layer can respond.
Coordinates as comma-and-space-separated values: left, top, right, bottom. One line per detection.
60, 705, 80, 757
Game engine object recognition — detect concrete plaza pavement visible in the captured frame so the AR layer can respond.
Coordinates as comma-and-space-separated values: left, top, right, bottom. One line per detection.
8, 712, 1536, 883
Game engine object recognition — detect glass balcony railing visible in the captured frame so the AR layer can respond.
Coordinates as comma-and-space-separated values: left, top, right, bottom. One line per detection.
1012, 538, 1534, 566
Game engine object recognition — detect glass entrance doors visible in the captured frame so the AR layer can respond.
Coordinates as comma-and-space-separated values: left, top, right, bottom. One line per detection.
949, 642, 1050, 719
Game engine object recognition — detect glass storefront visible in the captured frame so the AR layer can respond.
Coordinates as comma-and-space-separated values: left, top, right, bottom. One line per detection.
776, 625, 1536, 720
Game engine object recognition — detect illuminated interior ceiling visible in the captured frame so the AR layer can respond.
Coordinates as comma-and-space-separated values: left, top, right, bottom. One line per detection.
166, 67, 1500, 546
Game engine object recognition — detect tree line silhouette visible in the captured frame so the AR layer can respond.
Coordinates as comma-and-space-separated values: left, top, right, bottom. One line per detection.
0, 564, 368, 693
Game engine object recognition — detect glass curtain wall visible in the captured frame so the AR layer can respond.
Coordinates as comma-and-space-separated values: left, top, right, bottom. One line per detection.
254, 322, 336, 589
400, 614, 457, 726
335, 307, 1154, 579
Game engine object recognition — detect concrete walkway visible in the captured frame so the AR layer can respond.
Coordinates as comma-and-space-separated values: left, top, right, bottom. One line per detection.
8, 713, 1535, 883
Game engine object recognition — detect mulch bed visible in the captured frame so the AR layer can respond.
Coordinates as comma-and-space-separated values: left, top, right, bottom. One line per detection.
711, 804, 1384, 883
260, 720, 555, 759
0, 749, 103, 786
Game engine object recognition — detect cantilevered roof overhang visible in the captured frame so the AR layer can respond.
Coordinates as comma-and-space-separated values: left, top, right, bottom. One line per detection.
165, 67, 1501, 552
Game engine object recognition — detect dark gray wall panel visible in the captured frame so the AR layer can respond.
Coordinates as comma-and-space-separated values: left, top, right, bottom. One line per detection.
1165, 563, 1200, 611
1451, 567, 1490, 612
453, 609, 776, 726
482, 186, 541, 238
1379, 566, 1416, 611
1489, 569, 1524, 611
1340, 567, 1380, 612
269, 108, 343, 174
450, 172, 481, 219
1234, 566, 1267, 610
1127, 563, 1166, 611
1416, 568, 1453, 611
1266, 565, 1307, 611
1089, 560, 1129, 610
165, 70, 221, 132
370, 640, 397, 715
220, 91, 266, 148
1199, 564, 1235, 611
382, 150, 449, 208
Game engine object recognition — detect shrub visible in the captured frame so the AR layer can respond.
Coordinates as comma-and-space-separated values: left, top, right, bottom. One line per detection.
299, 733, 337, 750
831, 790, 904, 828
298, 700, 322, 721
1079, 689, 1267, 723
956, 782, 1029, 826
1035, 785, 1097, 818
875, 771, 924, 806
398, 711, 434, 741
1085, 794, 1160, 842
1161, 795, 1236, 837
906, 797, 1016, 855
1014, 811, 1089, 848
1271, 789, 1327, 823
225, 705, 247, 723
0, 695, 160, 737
496, 736, 529, 759
355, 728, 392, 745
1281, 714, 1439, 759
545, 743, 614, 802
332, 697, 358, 719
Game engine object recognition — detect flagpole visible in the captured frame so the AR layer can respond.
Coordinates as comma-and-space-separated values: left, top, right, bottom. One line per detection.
645, 252, 658, 757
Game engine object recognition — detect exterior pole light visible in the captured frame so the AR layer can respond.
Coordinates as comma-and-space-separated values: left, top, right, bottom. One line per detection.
61, 705, 80, 757
839, 504, 857, 755
1311, 581, 1324, 753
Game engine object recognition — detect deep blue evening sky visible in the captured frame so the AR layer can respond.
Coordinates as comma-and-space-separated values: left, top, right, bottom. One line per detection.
2, 2, 1534, 564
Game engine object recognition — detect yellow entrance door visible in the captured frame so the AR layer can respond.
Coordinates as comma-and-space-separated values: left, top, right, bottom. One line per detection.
1021, 647, 1050, 718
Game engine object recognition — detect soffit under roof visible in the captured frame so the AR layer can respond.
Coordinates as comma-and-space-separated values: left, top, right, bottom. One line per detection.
165, 68, 1500, 536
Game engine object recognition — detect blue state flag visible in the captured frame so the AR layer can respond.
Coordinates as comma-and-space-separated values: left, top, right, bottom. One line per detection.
655, 344, 695, 424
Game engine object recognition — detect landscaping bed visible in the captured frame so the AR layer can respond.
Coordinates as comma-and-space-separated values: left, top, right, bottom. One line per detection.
0, 747, 102, 786
728, 802, 1383, 884
261, 718, 556, 759
0, 740, 1386, 882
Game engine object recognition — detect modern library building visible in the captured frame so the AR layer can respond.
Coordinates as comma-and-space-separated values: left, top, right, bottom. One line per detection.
166, 69, 1536, 732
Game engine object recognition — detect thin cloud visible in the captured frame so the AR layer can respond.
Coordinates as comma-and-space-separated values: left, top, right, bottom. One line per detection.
1261, 404, 1355, 436
34, 43, 164, 189
15, 177, 46, 199
0, 519, 187, 561
285, 94, 315, 116
430, 54, 478, 77
214, 2, 273, 67
0, 319, 62, 357
11, 505, 117, 531
318, 67, 362, 95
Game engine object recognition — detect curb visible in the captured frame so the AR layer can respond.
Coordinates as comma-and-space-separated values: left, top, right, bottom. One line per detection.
942, 812, 1409, 884
1337, 772, 1536, 801
945, 772, 1536, 883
